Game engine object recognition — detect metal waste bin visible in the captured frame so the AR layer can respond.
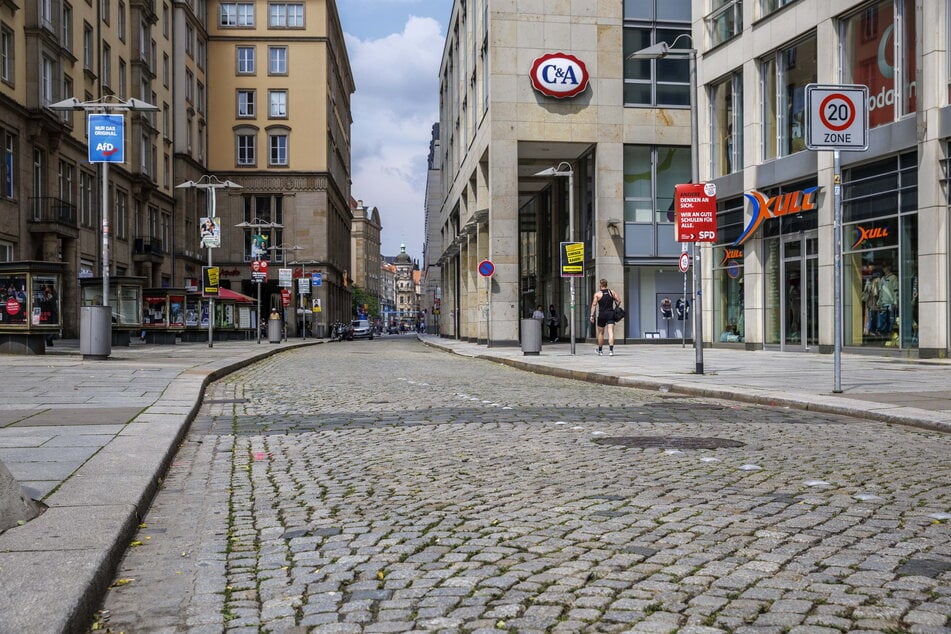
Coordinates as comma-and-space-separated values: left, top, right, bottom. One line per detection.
268, 311, 283, 343
520, 318, 542, 355
80, 306, 112, 359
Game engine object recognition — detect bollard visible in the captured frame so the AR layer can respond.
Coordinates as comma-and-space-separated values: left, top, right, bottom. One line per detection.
268, 309, 282, 344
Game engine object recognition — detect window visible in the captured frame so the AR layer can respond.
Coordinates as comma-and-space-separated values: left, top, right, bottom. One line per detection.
83, 23, 93, 71
197, 81, 205, 113
185, 69, 193, 102
237, 46, 255, 74
197, 38, 206, 69
268, 46, 287, 74
759, 0, 798, 19
41, 56, 55, 106
186, 23, 194, 57
102, 43, 111, 87
237, 89, 255, 117
163, 52, 169, 87
269, 2, 304, 27
242, 195, 284, 260
2, 131, 15, 200
79, 170, 94, 226
101, 0, 110, 24
623, 145, 691, 258
63, 3, 73, 51
40, 0, 53, 29
0, 241, 12, 261
842, 0, 916, 128
117, 1, 125, 41
118, 58, 126, 98
220, 2, 254, 27
236, 129, 256, 165
1, 25, 13, 85
162, 2, 169, 38
268, 89, 286, 118
761, 35, 816, 159
269, 132, 288, 166
623, 0, 691, 108
162, 103, 170, 138
707, 0, 741, 47
58, 160, 75, 205
61, 75, 73, 122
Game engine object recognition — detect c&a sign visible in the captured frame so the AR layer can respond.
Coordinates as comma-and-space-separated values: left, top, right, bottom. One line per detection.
530, 53, 589, 99
733, 186, 820, 246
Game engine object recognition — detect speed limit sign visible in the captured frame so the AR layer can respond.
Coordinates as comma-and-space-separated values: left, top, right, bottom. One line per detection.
678, 252, 690, 273
806, 84, 868, 151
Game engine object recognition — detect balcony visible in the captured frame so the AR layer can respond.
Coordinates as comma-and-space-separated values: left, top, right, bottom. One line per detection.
28, 197, 79, 238
133, 236, 164, 262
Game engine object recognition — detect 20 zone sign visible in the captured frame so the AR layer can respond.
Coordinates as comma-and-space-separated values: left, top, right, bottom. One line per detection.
806, 84, 869, 151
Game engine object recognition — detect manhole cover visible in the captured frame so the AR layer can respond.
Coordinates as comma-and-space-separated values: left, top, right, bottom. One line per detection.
896, 558, 951, 578
593, 436, 745, 449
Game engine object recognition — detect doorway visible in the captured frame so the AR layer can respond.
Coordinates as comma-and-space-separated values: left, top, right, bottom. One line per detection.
765, 232, 818, 350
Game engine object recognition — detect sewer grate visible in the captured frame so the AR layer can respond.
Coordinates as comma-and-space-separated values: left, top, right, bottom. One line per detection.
896, 558, 951, 578
593, 436, 746, 449
204, 398, 250, 404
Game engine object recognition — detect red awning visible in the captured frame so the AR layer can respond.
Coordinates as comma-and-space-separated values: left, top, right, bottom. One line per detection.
217, 288, 256, 303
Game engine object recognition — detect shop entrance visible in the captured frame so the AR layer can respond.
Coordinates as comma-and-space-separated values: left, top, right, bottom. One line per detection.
765, 232, 818, 350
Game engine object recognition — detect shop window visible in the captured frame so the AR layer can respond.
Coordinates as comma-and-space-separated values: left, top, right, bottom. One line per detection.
707, 0, 742, 48
623, 0, 691, 107
714, 197, 746, 343
710, 71, 743, 176
761, 35, 816, 160
842, 151, 917, 349
841, 0, 916, 129
623, 145, 690, 258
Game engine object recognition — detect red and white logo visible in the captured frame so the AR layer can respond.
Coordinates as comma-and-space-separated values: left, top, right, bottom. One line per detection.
529, 53, 589, 99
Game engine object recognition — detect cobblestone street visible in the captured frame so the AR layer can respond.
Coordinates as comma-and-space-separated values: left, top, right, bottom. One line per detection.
94, 337, 950, 633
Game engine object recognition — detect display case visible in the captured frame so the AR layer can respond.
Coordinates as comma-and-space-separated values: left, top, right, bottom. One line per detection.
79, 276, 145, 346
0, 262, 66, 354
142, 288, 187, 344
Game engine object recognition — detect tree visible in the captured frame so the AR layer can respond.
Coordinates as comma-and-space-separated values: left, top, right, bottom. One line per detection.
350, 285, 379, 318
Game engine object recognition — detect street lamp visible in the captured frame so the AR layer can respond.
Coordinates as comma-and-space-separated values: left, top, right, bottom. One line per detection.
235, 218, 283, 343
176, 175, 242, 348
48, 95, 159, 359
629, 35, 704, 374
534, 161, 576, 355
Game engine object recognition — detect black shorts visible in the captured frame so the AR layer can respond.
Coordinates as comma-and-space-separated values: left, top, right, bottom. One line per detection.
597, 310, 615, 328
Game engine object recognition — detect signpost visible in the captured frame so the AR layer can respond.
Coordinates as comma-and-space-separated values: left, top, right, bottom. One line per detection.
478, 259, 493, 345
675, 183, 717, 372
806, 83, 869, 393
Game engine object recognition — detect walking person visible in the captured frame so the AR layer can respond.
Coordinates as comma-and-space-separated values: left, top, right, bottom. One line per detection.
590, 279, 621, 356
547, 304, 559, 342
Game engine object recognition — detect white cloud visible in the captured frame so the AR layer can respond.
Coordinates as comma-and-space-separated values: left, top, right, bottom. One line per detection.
345, 16, 443, 261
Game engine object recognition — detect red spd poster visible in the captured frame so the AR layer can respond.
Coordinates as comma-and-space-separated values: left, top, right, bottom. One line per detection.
675, 183, 718, 243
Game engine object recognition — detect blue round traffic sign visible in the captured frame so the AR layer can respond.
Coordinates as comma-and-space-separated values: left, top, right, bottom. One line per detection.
478, 259, 495, 277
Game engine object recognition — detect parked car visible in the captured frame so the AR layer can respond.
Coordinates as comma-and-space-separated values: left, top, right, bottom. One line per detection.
351, 319, 374, 340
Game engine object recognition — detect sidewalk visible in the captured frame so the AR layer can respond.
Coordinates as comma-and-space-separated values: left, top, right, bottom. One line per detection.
0, 338, 317, 634
419, 334, 951, 434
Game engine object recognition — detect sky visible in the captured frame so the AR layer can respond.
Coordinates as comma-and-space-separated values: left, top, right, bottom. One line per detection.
337, 0, 450, 263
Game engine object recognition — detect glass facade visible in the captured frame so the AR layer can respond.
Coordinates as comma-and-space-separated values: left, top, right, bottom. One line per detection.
761, 36, 816, 159
710, 72, 743, 176
623, 145, 690, 258
843, 152, 917, 348
713, 197, 746, 343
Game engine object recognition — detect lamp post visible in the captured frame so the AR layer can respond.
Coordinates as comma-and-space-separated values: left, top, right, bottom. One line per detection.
176, 175, 243, 348
235, 218, 283, 343
629, 36, 704, 374
535, 162, 576, 355
48, 96, 159, 358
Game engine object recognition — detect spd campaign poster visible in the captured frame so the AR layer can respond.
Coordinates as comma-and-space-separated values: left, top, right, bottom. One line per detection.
674, 183, 718, 242
560, 242, 584, 278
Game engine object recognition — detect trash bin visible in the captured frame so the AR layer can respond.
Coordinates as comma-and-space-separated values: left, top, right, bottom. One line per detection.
268, 310, 283, 344
80, 305, 112, 359
520, 318, 542, 355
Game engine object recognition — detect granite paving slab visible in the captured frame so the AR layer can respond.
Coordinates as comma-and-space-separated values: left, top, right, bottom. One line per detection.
8, 407, 142, 426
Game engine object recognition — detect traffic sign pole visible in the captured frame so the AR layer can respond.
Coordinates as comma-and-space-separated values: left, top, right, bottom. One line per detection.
833, 150, 843, 393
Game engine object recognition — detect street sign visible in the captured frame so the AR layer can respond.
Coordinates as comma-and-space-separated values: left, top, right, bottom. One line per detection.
312, 272, 322, 287
560, 242, 584, 278
806, 84, 869, 151
678, 252, 690, 273
298, 277, 310, 294
478, 259, 495, 277
88, 114, 125, 163
279, 268, 292, 287
675, 183, 718, 242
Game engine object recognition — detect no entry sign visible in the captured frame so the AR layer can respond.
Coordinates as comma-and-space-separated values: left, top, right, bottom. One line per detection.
806, 84, 869, 151
674, 183, 718, 243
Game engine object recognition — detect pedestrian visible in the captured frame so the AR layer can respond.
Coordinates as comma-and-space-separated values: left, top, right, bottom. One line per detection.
546, 304, 559, 342
589, 278, 620, 356
532, 304, 545, 321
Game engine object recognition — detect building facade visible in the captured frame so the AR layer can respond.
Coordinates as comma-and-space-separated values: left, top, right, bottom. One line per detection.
421, 123, 442, 334
350, 198, 382, 308
429, 0, 951, 358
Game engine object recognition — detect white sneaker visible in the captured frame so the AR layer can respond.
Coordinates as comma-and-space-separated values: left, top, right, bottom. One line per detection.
609, 350, 614, 356
597, 349, 603, 356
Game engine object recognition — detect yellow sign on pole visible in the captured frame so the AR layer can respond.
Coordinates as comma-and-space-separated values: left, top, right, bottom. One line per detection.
560, 242, 584, 277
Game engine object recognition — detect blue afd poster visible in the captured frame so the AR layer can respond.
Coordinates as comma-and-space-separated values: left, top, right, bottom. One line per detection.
88, 114, 125, 163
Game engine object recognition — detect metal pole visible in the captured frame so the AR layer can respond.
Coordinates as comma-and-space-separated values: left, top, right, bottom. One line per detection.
689, 50, 703, 375
568, 168, 576, 356
833, 149, 843, 392
207, 187, 215, 348
256, 273, 262, 343
682, 249, 687, 349
101, 160, 110, 309
485, 274, 490, 347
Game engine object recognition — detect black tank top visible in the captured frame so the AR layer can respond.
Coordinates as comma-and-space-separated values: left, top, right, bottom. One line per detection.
597, 289, 615, 312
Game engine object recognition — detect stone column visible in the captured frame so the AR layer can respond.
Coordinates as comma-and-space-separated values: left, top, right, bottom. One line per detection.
488, 139, 519, 346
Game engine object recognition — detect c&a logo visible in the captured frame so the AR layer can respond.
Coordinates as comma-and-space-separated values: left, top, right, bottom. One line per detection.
529, 53, 590, 99
733, 187, 820, 246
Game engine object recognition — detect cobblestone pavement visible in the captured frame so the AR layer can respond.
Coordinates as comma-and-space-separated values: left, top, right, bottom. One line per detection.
93, 337, 950, 633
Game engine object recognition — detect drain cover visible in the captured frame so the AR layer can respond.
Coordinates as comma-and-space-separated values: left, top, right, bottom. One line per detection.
593, 436, 745, 449
204, 398, 250, 404
896, 558, 951, 578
